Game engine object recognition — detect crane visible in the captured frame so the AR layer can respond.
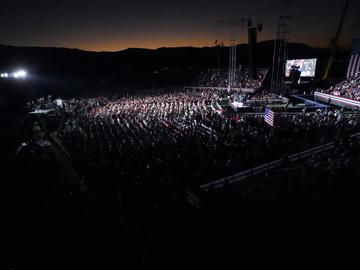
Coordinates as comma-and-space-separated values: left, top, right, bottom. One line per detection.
322, 0, 350, 80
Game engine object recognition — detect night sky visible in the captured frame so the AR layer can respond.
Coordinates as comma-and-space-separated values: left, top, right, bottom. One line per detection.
0, 0, 359, 51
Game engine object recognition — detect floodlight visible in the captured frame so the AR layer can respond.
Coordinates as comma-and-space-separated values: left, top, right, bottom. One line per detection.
1, 70, 27, 79
17, 70, 27, 77
0, 73, 10, 78
12, 70, 27, 79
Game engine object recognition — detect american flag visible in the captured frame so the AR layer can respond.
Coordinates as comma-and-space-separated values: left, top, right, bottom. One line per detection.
347, 37, 360, 78
264, 107, 275, 127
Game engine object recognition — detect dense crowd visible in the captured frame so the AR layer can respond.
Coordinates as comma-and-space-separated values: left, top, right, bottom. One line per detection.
249, 90, 282, 100
324, 73, 360, 101
46, 89, 359, 204
194, 67, 268, 89
4, 88, 360, 268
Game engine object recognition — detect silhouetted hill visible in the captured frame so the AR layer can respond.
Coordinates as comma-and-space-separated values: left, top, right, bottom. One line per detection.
0, 41, 351, 98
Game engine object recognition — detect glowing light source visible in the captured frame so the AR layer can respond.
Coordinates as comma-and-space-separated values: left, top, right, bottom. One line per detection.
1, 70, 27, 79
12, 70, 27, 78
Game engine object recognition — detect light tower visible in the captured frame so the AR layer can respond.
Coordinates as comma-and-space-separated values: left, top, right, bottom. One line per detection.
216, 19, 249, 90
271, 0, 294, 95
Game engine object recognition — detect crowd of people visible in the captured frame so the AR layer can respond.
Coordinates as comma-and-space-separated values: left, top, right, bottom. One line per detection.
323, 73, 360, 101
36, 88, 357, 208
194, 67, 268, 90
248, 90, 282, 100
4, 87, 360, 267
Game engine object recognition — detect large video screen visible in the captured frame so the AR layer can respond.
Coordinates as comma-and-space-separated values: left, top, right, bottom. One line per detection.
285, 58, 317, 77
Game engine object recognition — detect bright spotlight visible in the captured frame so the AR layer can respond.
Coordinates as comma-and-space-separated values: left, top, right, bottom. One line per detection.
1, 71, 26, 79
17, 70, 27, 77
12, 70, 27, 79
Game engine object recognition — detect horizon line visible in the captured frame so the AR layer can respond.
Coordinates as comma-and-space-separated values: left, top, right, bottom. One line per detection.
0, 40, 350, 53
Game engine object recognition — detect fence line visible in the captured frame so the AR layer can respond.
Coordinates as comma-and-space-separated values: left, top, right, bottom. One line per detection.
200, 132, 360, 191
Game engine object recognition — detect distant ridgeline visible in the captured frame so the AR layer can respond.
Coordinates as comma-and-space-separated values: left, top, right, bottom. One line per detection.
0, 42, 350, 97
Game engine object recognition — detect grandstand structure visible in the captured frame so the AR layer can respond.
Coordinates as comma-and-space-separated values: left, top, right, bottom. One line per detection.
315, 73, 360, 109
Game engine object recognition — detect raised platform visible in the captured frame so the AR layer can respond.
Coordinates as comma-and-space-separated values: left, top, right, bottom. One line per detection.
314, 92, 360, 110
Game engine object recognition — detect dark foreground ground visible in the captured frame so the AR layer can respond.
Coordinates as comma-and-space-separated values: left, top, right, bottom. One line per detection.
1, 111, 360, 269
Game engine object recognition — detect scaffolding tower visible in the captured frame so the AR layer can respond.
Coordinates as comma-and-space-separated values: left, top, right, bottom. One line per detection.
216, 19, 249, 90
271, 0, 294, 96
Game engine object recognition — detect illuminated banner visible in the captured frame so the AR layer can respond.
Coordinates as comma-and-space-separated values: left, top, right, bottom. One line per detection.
347, 37, 360, 78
